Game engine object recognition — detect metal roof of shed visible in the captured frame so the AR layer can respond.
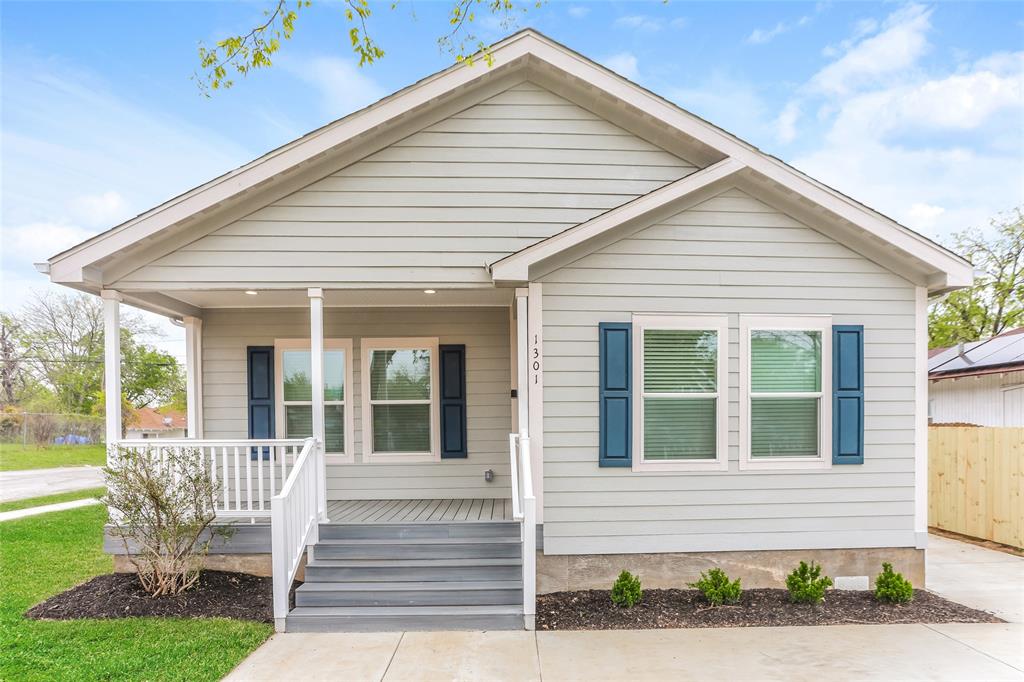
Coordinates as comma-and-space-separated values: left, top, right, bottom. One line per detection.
929, 328, 1024, 378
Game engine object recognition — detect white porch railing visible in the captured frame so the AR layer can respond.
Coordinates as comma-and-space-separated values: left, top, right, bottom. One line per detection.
509, 432, 536, 626
270, 436, 320, 630
114, 438, 309, 520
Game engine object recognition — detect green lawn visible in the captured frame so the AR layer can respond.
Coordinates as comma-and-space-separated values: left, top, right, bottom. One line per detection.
0, 443, 107, 471
0, 506, 272, 681
0, 488, 107, 514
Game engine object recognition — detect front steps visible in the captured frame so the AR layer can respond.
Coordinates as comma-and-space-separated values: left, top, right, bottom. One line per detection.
286, 520, 524, 632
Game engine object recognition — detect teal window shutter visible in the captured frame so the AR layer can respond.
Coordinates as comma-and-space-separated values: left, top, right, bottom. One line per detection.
599, 322, 632, 467
833, 325, 864, 464
439, 344, 467, 459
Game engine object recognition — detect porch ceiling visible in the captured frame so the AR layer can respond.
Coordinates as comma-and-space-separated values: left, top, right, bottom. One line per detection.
158, 287, 514, 312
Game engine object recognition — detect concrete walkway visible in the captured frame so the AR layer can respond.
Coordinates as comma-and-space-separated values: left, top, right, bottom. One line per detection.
0, 497, 102, 522
927, 534, 1024, 623
226, 624, 1023, 681
226, 534, 1024, 681
0, 465, 104, 502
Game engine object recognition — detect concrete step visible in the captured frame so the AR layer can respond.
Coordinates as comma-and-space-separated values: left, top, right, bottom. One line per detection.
294, 580, 523, 607
318, 521, 520, 540
285, 605, 525, 632
304, 558, 522, 582
314, 537, 522, 560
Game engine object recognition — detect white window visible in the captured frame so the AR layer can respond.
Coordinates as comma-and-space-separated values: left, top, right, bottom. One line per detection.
275, 338, 354, 463
739, 315, 832, 470
361, 338, 440, 463
632, 315, 729, 471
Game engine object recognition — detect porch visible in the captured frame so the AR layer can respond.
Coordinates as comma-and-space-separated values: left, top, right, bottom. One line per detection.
103, 287, 540, 632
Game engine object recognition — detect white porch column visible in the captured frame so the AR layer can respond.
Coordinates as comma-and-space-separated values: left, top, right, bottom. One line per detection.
308, 288, 327, 520
101, 290, 122, 460
514, 289, 529, 435
183, 316, 204, 439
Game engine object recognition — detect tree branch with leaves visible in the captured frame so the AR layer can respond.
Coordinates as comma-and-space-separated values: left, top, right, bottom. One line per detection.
194, 0, 539, 94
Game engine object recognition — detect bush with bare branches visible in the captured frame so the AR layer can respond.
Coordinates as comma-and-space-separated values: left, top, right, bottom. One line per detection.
103, 445, 232, 596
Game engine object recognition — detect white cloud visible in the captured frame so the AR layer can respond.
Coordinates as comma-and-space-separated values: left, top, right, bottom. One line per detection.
286, 57, 387, 118
69, 191, 130, 228
603, 52, 639, 80
810, 4, 932, 95
6, 221, 94, 264
775, 101, 801, 144
780, 5, 1024, 240
567, 5, 590, 19
615, 15, 663, 32
906, 203, 947, 230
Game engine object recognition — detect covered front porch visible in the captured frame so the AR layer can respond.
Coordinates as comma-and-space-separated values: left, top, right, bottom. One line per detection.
101, 285, 540, 630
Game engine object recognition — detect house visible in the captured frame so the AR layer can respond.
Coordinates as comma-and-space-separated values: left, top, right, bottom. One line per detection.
929, 328, 1024, 426
125, 406, 188, 439
36, 30, 973, 632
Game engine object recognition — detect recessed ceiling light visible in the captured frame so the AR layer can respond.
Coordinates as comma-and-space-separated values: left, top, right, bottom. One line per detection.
244, 290, 258, 296
423, 289, 436, 295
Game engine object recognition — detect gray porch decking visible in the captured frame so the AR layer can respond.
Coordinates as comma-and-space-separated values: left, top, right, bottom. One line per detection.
325, 498, 514, 523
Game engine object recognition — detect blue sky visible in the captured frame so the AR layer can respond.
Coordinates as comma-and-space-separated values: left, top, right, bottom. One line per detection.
2, 1, 1022, 358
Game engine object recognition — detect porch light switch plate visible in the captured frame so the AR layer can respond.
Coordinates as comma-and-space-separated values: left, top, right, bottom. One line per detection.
834, 576, 869, 591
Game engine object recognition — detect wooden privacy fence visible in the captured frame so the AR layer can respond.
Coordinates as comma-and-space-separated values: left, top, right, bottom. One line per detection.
929, 426, 1023, 548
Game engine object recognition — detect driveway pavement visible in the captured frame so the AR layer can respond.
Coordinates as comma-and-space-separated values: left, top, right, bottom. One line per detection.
225, 534, 1024, 681
927, 534, 1024, 623
0, 466, 105, 503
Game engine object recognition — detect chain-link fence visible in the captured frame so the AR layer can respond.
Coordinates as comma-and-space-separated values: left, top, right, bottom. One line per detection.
0, 411, 104, 446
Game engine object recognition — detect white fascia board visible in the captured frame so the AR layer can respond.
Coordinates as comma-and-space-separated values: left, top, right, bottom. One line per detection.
490, 157, 747, 282
46, 32, 541, 280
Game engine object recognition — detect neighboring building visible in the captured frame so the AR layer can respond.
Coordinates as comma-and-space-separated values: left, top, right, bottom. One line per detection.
37, 30, 973, 632
928, 328, 1024, 426
125, 407, 188, 439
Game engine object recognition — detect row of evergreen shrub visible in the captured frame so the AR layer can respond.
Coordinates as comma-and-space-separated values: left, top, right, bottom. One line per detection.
610, 562, 914, 608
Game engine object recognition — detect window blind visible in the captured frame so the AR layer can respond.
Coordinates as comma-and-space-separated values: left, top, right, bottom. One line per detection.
750, 330, 821, 458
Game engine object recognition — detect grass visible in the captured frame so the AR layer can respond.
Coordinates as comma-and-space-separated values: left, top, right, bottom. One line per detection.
0, 488, 107, 514
0, 443, 107, 471
0, 506, 273, 681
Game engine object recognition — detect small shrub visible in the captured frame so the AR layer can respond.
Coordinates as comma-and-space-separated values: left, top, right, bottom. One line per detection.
104, 445, 232, 596
610, 570, 643, 608
874, 563, 914, 604
785, 561, 833, 604
688, 568, 742, 606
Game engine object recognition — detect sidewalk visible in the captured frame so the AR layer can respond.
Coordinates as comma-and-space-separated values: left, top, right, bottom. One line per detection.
0, 497, 102, 522
0, 466, 104, 503
226, 623, 1023, 681
226, 533, 1024, 681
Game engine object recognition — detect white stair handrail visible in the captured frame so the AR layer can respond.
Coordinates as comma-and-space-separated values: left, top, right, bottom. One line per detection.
509, 430, 536, 627
270, 437, 320, 631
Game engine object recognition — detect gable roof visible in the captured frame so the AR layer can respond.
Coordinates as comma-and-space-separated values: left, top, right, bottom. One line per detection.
43, 29, 972, 311
929, 328, 1024, 379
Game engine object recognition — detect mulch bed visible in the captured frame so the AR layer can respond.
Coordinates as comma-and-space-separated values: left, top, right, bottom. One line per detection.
537, 588, 1003, 630
25, 570, 281, 623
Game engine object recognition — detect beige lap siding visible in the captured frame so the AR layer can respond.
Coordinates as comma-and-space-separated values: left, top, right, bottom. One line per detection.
540, 188, 920, 555
201, 307, 512, 500
113, 82, 696, 290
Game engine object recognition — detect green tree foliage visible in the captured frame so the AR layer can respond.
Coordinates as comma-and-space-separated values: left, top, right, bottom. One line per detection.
929, 208, 1024, 349
195, 0, 540, 94
9, 292, 184, 416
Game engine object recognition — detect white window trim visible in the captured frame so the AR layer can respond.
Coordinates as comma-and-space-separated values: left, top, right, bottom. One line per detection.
361, 337, 440, 464
274, 338, 355, 464
739, 315, 832, 471
632, 315, 729, 472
